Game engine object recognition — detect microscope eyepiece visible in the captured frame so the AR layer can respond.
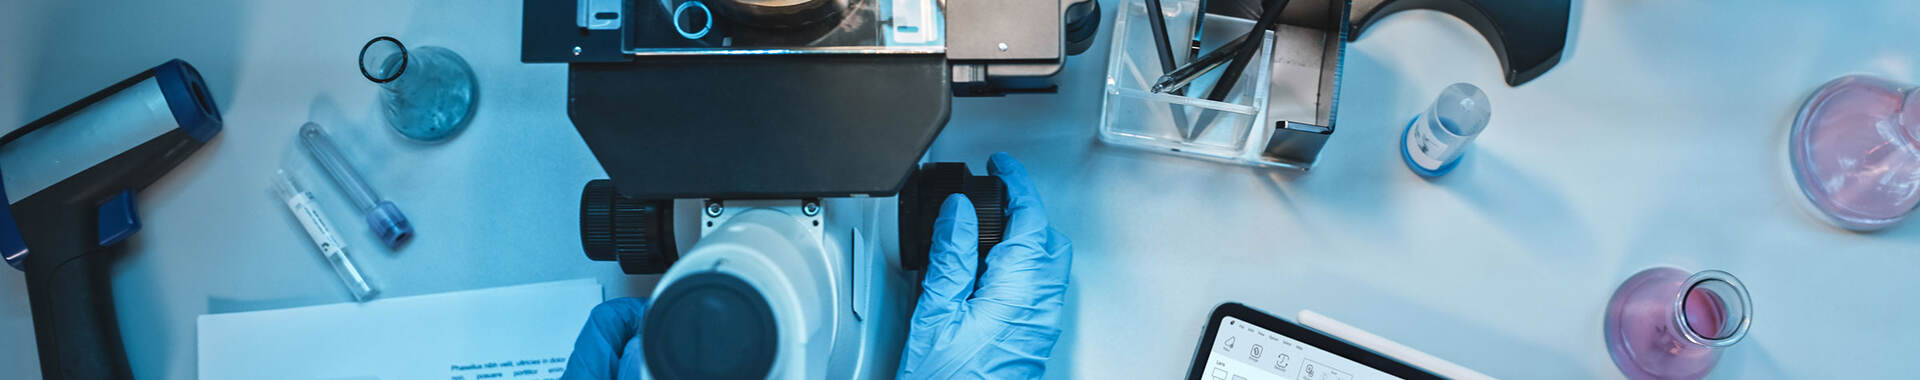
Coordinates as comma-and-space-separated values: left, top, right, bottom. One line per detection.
643, 272, 779, 380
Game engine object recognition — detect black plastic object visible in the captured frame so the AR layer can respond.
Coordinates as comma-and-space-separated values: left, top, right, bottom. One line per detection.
946, 0, 1064, 97
643, 272, 779, 380
1260, 121, 1335, 168
897, 163, 1007, 271
522, 0, 627, 62
1349, 0, 1570, 86
580, 180, 678, 275
1144, 0, 1179, 74
525, 0, 1093, 197
568, 54, 951, 199
1063, 0, 1102, 56
2, 59, 222, 380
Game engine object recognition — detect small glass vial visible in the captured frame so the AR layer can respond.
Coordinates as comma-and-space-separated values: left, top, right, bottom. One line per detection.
271, 170, 379, 302
359, 36, 477, 142
298, 122, 413, 248
1604, 268, 1752, 380
1401, 83, 1491, 176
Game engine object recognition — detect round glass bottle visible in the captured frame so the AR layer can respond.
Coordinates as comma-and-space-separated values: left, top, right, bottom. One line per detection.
359, 36, 477, 142
1603, 268, 1752, 380
1790, 75, 1920, 231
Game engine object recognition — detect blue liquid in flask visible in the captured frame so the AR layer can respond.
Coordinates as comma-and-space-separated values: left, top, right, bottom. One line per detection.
361, 37, 476, 142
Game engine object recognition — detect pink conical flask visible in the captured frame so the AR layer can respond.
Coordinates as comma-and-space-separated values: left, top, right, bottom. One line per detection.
1790, 75, 1920, 231
1603, 268, 1752, 380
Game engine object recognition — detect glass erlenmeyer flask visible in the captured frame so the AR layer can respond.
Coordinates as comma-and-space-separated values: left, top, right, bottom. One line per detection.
359, 36, 476, 142
1603, 268, 1752, 380
1790, 75, 1920, 231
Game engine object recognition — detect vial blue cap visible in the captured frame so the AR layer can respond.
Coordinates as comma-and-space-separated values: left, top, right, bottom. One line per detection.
366, 201, 413, 248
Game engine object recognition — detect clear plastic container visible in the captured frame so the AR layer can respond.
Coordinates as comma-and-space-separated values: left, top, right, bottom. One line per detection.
1401, 83, 1492, 177
1099, 0, 1274, 164
1789, 75, 1920, 231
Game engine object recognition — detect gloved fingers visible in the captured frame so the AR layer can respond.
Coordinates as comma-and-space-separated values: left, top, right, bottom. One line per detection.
1004, 227, 1073, 315
615, 335, 646, 380
584, 297, 650, 355
923, 194, 982, 307
977, 153, 1064, 309
1043, 227, 1073, 278
971, 261, 1069, 332
900, 194, 981, 373
902, 154, 1071, 380
987, 152, 1037, 205
988, 152, 1050, 242
974, 237, 1071, 329
910, 310, 1063, 379
985, 152, 1050, 275
973, 318, 1064, 379
562, 297, 650, 380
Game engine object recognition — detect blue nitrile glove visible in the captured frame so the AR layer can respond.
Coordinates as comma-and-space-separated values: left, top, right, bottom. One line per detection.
561, 297, 649, 380
897, 152, 1075, 380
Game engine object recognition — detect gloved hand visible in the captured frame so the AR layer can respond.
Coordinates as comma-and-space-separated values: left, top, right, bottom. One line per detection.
560, 297, 650, 380
897, 152, 1075, 380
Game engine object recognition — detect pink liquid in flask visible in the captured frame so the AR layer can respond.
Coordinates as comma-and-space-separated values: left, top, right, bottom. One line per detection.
1604, 268, 1751, 380
1791, 75, 1920, 231
1683, 289, 1726, 338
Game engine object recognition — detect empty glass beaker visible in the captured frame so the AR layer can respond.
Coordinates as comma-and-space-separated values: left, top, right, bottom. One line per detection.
1603, 267, 1752, 380
1402, 83, 1491, 177
1790, 75, 1920, 231
359, 36, 476, 142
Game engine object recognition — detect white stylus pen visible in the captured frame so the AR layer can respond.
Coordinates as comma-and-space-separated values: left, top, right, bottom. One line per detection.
272, 170, 378, 302
1298, 310, 1495, 380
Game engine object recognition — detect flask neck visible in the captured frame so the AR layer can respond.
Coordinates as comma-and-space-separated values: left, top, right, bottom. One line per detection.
359, 36, 409, 86
1668, 270, 1750, 350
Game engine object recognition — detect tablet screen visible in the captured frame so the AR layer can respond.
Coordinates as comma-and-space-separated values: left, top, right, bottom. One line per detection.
1199, 315, 1405, 380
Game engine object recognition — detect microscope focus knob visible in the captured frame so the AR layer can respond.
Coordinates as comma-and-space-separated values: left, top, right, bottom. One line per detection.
898, 163, 1008, 271
581, 179, 679, 274
1063, 0, 1102, 56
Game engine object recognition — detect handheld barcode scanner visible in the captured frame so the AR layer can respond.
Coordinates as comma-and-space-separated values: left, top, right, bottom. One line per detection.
0, 59, 222, 379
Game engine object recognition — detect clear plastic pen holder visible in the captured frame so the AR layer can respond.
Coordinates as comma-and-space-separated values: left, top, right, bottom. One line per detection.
1100, 0, 1274, 163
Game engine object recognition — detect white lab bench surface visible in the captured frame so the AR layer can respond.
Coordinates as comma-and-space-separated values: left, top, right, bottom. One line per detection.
1, 0, 1915, 378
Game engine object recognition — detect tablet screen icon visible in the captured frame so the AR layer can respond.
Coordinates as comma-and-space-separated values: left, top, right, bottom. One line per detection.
1300, 359, 1352, 380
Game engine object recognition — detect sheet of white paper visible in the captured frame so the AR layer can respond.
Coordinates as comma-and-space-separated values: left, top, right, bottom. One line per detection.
198, 279, 604, 380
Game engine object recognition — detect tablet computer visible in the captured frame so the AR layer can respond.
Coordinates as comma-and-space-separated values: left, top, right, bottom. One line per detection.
1186, 303, 1443, 380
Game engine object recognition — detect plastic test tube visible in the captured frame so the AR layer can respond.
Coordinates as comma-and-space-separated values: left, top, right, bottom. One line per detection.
272, 170, 379, 301
298, 122, 413, 247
